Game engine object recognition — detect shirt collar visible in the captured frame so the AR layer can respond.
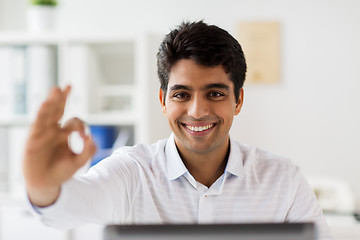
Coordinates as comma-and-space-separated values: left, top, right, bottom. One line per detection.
226, 135, 246, 178
165, 133, 188, 181
165, 133, 246, 181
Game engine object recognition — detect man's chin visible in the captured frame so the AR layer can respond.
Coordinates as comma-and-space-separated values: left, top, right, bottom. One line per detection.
182, 141, 216, 154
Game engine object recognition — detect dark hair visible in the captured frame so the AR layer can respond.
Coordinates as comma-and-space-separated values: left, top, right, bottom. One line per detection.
157, 20, 247, 102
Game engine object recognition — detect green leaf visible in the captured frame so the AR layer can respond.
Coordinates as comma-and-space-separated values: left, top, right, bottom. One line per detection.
31, 0, 57, 6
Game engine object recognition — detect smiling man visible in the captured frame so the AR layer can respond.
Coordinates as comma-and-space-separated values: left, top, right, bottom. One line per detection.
23, 21, 332, 239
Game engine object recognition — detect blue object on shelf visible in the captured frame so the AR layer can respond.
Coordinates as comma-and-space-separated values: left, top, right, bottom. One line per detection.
90, 125, 117, 167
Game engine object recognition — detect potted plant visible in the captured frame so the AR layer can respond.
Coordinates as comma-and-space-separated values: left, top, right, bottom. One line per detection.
31, 0, 57, 6
27, 0, 58, 33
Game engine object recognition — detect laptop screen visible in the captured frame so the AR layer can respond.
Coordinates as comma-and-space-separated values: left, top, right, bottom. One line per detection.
103, 223, 316, 240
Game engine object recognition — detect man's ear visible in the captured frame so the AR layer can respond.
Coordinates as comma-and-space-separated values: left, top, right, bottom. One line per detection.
234, 88, 244, 116
159, 88, 166, 114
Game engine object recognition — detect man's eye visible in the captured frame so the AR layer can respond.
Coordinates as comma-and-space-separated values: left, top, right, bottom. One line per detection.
173, 92, 190, 100
208, 91, 225, 98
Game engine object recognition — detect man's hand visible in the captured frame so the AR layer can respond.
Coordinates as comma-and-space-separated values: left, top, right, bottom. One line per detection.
23, 86, 96, 207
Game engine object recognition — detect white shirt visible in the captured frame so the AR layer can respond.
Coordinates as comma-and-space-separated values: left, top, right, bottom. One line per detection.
33, 134, 332, 239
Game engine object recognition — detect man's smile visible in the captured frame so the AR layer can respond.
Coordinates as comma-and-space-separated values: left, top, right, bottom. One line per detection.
181, 123, 217, 133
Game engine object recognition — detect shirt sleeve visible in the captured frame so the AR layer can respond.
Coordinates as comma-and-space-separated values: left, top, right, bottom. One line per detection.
285, 166, 334, 240
27, 154, 139, 230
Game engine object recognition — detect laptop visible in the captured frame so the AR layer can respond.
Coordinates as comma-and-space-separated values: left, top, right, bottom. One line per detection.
103, 223, 316, 240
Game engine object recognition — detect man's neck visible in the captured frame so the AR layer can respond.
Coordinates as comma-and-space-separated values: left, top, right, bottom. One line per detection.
176, 140, 230, 188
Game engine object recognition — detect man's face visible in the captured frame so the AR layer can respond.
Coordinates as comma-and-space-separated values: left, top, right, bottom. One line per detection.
159, 59, 243, 156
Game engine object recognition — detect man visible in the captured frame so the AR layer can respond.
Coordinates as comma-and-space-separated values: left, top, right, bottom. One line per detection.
23, 21, 332, 239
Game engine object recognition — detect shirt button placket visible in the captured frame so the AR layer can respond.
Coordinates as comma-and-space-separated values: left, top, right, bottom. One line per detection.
198, 193, 213, 223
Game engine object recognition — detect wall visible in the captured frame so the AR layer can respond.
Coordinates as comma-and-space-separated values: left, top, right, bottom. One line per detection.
0, 0, 26, 30
1, 0, 360, 207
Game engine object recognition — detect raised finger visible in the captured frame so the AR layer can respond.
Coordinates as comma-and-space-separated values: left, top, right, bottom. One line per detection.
35, 86, 71, 128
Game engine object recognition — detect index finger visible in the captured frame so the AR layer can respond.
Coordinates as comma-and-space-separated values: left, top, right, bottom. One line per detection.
35, 86, 71, 128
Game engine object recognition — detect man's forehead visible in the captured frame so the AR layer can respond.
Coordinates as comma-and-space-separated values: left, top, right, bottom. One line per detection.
167, 59, 233, 89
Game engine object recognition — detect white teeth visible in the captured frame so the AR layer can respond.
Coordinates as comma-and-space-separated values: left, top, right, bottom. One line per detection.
185, 124, 214, 132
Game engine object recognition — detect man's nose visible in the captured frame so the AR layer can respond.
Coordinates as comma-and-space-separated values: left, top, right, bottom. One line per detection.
187, 95, 209, 119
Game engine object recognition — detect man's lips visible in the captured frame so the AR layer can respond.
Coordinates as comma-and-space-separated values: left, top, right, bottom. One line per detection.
181, 123, 217, 132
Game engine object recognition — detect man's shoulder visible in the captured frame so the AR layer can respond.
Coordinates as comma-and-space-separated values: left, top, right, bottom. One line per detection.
232, 138, 296, 171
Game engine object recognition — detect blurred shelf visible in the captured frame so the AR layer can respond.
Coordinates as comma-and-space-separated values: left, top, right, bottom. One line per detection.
0, 116, 33, 126
0, 31, 139, 45
85, 112, 138, 126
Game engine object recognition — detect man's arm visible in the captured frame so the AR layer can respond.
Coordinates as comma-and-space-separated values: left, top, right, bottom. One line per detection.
23, 86, 96, 207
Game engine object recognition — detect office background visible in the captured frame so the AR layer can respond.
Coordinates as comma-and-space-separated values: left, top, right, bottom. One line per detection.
0, 0, 359, 239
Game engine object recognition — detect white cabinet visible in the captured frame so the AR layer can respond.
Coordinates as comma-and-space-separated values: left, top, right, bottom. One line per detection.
0, 32, 171, 240
0, 32, 170, 142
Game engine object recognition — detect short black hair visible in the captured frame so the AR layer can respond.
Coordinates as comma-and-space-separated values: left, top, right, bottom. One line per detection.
157, 20, 247, 101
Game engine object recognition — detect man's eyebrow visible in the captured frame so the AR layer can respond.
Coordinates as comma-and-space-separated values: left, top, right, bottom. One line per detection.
169, 83, 230, 91
169, 85, 192, 91
204, 83, 230, 90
